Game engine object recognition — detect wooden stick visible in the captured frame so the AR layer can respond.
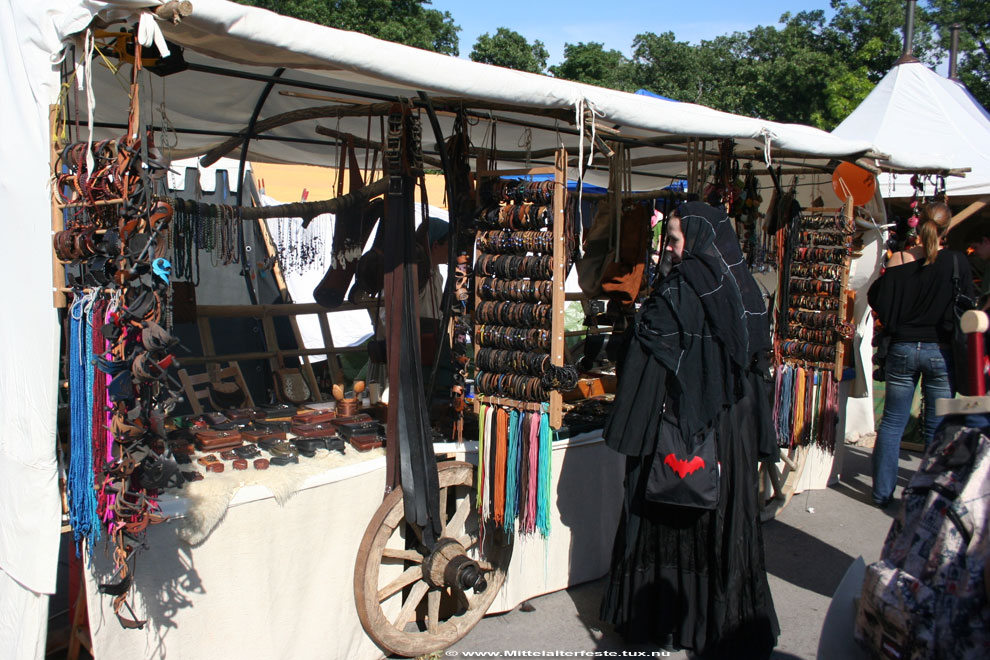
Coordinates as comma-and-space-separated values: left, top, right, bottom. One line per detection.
194, 301, 376, 318
154, 1, 193, 23
549, 147, 566, 429
50, 105, 67, 308
235, 177, 388, 222
55, 198, 126, 209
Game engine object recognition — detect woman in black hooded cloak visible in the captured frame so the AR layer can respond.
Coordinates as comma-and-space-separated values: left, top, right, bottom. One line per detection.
600, 202, 779, 658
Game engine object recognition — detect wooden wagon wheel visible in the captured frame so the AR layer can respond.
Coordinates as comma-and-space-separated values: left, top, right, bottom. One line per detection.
354, 461, 512, 657
759, 443, 809, 521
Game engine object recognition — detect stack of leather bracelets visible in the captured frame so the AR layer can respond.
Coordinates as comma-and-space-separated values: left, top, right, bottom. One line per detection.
780, 212, 854, 366
473, 179, 573, 404
772, 207, 853, 453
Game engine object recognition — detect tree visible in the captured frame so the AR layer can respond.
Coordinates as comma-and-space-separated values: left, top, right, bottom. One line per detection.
232, 0, 460, 55
549, 43, 635, 92
469, 28, 548, 74
626, 31, 704, 103
928, 0, 990, 109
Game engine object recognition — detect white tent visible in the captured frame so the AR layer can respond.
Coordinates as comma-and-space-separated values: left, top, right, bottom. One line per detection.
832, 59, 990, 199
1, 1, 904, 656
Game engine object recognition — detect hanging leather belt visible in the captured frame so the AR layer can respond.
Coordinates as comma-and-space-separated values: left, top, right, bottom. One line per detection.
383, 104, 441, 548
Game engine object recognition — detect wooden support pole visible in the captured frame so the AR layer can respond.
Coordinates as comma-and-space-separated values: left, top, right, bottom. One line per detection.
549, 148, 566, 429
50, 105, 67, 308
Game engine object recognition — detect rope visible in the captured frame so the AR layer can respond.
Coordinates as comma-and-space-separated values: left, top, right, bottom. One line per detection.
537, 406, 552, 538
493, 408, 508, 525
524, 411, 540, 534
68, 295, 101, 555
518, 412, 531, 532
791, 366, 806, 447
503, 408, 520, 533
477, 403, 487, 512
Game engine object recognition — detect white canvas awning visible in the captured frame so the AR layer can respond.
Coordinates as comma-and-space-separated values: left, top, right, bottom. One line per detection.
833, 60, 990, 198
67, 0, 893, 192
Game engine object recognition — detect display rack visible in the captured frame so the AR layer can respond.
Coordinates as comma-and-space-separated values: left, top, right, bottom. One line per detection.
472, 149, 567, 428
780, 202, 855, 379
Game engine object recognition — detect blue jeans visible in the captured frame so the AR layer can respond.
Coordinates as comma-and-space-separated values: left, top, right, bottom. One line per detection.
873, 341, 953, 503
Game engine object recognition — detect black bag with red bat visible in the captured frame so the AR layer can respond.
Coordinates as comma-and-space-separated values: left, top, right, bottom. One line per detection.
644, 424, 719, 509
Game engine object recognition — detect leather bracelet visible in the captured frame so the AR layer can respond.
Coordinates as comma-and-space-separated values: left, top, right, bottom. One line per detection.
253, 458, 270, 470
232, 458, 248, 470
206, 462, 225, 473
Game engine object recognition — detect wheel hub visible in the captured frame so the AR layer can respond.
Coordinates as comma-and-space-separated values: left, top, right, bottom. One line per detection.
422, 538, 488, 593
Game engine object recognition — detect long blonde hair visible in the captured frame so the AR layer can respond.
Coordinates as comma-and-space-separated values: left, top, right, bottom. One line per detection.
917, 202, 952, 265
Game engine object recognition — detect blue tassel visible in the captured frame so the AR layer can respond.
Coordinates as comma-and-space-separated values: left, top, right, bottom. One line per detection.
67, 296, 101, 556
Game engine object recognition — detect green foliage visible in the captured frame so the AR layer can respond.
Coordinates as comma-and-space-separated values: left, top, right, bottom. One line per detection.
928, 0, 990, 109
570, 1, 953, 129
469, 28, 548, 74
548, 43, 635, 92
232, 0, 460, 55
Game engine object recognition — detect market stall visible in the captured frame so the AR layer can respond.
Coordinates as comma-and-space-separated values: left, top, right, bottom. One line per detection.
6, 2, 968, 659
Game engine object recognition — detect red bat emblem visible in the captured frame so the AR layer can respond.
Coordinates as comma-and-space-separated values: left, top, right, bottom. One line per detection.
664, 453, 706, 478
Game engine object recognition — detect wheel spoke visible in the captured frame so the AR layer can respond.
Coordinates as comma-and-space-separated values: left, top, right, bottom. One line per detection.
439, 486, 449, 530
428, 588, 441, 635
381, 547, 424, 564
476, 559, 493, 571
444, 496, 471, 537
378, 565, 422, 602
456, 533, 474, 549
393, 580, 429, 628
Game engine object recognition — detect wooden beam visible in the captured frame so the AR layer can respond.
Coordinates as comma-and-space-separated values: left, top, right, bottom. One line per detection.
948, 195, 990, 231
235, 177, 388, 223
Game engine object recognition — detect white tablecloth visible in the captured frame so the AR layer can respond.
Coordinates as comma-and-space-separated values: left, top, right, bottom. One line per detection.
84, 433, 624, 660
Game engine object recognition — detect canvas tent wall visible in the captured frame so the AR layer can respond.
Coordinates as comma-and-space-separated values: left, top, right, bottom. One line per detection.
1, 1, 901, 656
832, 59, 990, 200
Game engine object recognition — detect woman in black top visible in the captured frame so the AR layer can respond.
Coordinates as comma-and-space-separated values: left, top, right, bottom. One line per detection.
867, 202, 974, 508
600, 202, 778, 658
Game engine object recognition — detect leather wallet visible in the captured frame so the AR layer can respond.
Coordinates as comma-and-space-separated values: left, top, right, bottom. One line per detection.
291, 422, 337, 438
335, 421, 383, 440
292, 411, 336, 425
349, 434, 383, 452
193, 429, 243, 451
242, 428, 287, 442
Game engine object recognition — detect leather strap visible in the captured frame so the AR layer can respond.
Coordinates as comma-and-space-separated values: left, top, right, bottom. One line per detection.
382, 104, 440, 547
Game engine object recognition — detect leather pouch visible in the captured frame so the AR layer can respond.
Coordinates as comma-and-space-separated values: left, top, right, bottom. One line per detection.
242, 428, 287, 442
291, 422, 337, 438
253, 419, 292, 432
292, 411, 336, 425
331, 413, 373, 429
336, 421, 383, 440
193, 429, 243, 450
349, 434, 383, 452
225, 408, 262, 421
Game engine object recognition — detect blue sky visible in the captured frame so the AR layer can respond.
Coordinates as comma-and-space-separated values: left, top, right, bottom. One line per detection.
427, 0, 839, 64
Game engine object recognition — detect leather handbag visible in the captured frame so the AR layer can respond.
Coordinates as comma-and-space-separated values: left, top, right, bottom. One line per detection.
645, 424, 719, 510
